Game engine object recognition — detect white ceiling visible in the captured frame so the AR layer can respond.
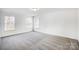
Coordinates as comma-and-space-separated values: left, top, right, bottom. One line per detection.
0, 8, 38, 16
0, 8, 77, 16
0, 8, 60, 14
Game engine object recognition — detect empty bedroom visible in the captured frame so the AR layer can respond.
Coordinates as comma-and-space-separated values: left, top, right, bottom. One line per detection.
0, 8, 79, 50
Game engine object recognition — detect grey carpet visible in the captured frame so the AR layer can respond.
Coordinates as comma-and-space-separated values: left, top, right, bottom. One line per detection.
0, 31, 79, 50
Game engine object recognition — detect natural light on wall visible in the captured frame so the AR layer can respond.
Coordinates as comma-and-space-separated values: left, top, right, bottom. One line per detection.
4, 16, 15, 31
34, 16, 39, 29
25, 17, 32, 28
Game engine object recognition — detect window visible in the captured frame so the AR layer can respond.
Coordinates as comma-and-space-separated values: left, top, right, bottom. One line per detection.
4, 16, 15, 31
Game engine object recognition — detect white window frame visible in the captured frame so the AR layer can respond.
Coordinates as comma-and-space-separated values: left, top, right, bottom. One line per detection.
4, 16, 15, 31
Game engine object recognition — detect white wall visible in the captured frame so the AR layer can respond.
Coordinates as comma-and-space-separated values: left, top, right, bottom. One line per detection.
0, 8, 78, 40
0, 10, 2, 37
36, 8, 78, 40
78, 9, 79, 40
0, 11, 1, 47
0, 8, 36, 37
